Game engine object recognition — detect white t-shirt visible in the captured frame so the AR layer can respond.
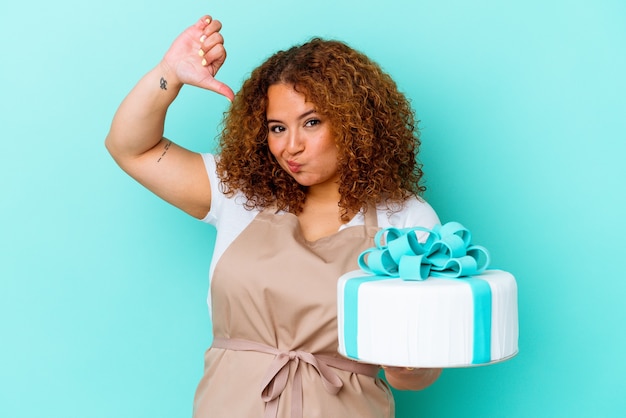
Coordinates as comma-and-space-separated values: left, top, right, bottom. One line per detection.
200, 153, 440, 311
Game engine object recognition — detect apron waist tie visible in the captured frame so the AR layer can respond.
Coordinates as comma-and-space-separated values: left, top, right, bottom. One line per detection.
211, 337, 379, 418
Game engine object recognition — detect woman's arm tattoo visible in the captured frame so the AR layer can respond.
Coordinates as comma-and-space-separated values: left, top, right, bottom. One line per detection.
157, 141, 172, 163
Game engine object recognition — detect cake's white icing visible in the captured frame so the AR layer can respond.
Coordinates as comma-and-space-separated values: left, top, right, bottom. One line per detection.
337, 269, 518, 368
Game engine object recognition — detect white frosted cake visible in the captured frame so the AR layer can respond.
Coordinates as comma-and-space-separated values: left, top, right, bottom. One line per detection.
337, 223, 518, 368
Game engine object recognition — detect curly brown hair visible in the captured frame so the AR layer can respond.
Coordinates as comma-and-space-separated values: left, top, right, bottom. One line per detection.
216, 38, 425, 219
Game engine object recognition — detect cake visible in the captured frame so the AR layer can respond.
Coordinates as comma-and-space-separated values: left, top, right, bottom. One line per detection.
337, 222, 518, 368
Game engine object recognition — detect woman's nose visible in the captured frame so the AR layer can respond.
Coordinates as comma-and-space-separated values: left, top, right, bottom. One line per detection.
285, 130, 304, 154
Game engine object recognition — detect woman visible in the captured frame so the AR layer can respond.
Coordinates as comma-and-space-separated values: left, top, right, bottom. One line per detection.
106, 15, 442, 418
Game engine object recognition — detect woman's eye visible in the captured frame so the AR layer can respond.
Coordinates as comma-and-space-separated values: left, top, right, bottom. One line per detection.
269, 125, 285, 133
305, 119, 321, 127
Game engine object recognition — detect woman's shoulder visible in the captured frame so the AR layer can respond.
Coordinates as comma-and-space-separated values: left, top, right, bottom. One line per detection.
344, 196, 439, 231
377, 195, 440, 229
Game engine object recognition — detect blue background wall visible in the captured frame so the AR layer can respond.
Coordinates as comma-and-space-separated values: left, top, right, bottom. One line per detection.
1, 1, 624, 417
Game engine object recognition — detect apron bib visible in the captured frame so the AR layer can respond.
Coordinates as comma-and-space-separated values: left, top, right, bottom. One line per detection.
193, 207, 394, 418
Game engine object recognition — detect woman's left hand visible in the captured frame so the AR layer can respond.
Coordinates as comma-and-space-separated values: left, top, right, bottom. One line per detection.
382, 366, 442, 391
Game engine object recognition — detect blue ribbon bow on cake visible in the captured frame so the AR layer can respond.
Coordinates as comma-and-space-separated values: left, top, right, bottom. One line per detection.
358, 222, 491, 281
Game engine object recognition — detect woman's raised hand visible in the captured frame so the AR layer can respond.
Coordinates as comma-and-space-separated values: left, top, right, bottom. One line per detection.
161, 15, 235, 101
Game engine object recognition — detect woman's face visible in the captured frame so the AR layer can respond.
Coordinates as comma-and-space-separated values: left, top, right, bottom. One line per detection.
266, 83, 339, 190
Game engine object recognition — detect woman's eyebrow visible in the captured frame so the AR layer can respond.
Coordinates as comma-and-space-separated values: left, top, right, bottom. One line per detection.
266, 109, 317, 124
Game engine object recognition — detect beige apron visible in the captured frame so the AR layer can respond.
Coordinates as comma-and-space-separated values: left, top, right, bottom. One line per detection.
193, 207, 394, 418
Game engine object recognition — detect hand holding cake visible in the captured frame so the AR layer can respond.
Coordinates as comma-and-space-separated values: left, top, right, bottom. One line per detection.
382, 366, 443, 391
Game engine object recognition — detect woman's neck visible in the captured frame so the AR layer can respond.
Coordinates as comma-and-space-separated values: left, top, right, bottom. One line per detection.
304, 181, 341, 205
296, 185, 358, 241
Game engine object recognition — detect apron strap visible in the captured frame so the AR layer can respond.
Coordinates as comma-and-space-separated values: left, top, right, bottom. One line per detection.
363, 203, 380, 238
211, 337, 379, 418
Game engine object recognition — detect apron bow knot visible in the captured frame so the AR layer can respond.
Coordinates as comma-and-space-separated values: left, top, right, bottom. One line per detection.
211, 337, 378, 418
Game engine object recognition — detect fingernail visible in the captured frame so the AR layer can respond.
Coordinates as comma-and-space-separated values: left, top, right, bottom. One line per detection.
205, 18, 211, 24
200, 35, 207, 43
201, 58, 207, 66
198, 49, 205, 57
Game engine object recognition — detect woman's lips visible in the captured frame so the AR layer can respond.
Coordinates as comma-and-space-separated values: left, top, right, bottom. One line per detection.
287, 161, 301, 173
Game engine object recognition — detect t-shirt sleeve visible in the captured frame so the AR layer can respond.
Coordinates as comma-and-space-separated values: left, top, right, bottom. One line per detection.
199, 153, 220, 225
387, 197, 441, 242
397, 198, 440, 229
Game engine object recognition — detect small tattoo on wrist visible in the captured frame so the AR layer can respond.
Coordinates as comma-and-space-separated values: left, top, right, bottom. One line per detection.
159, 77, 168, 90
157, 141, 172, 162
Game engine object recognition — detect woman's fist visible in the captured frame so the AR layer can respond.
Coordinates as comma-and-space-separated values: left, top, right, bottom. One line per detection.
161, 15, 234, 101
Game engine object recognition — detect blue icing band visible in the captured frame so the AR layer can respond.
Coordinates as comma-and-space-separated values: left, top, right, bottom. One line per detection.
462, 277, 492, 364
343, 275, 395, 359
